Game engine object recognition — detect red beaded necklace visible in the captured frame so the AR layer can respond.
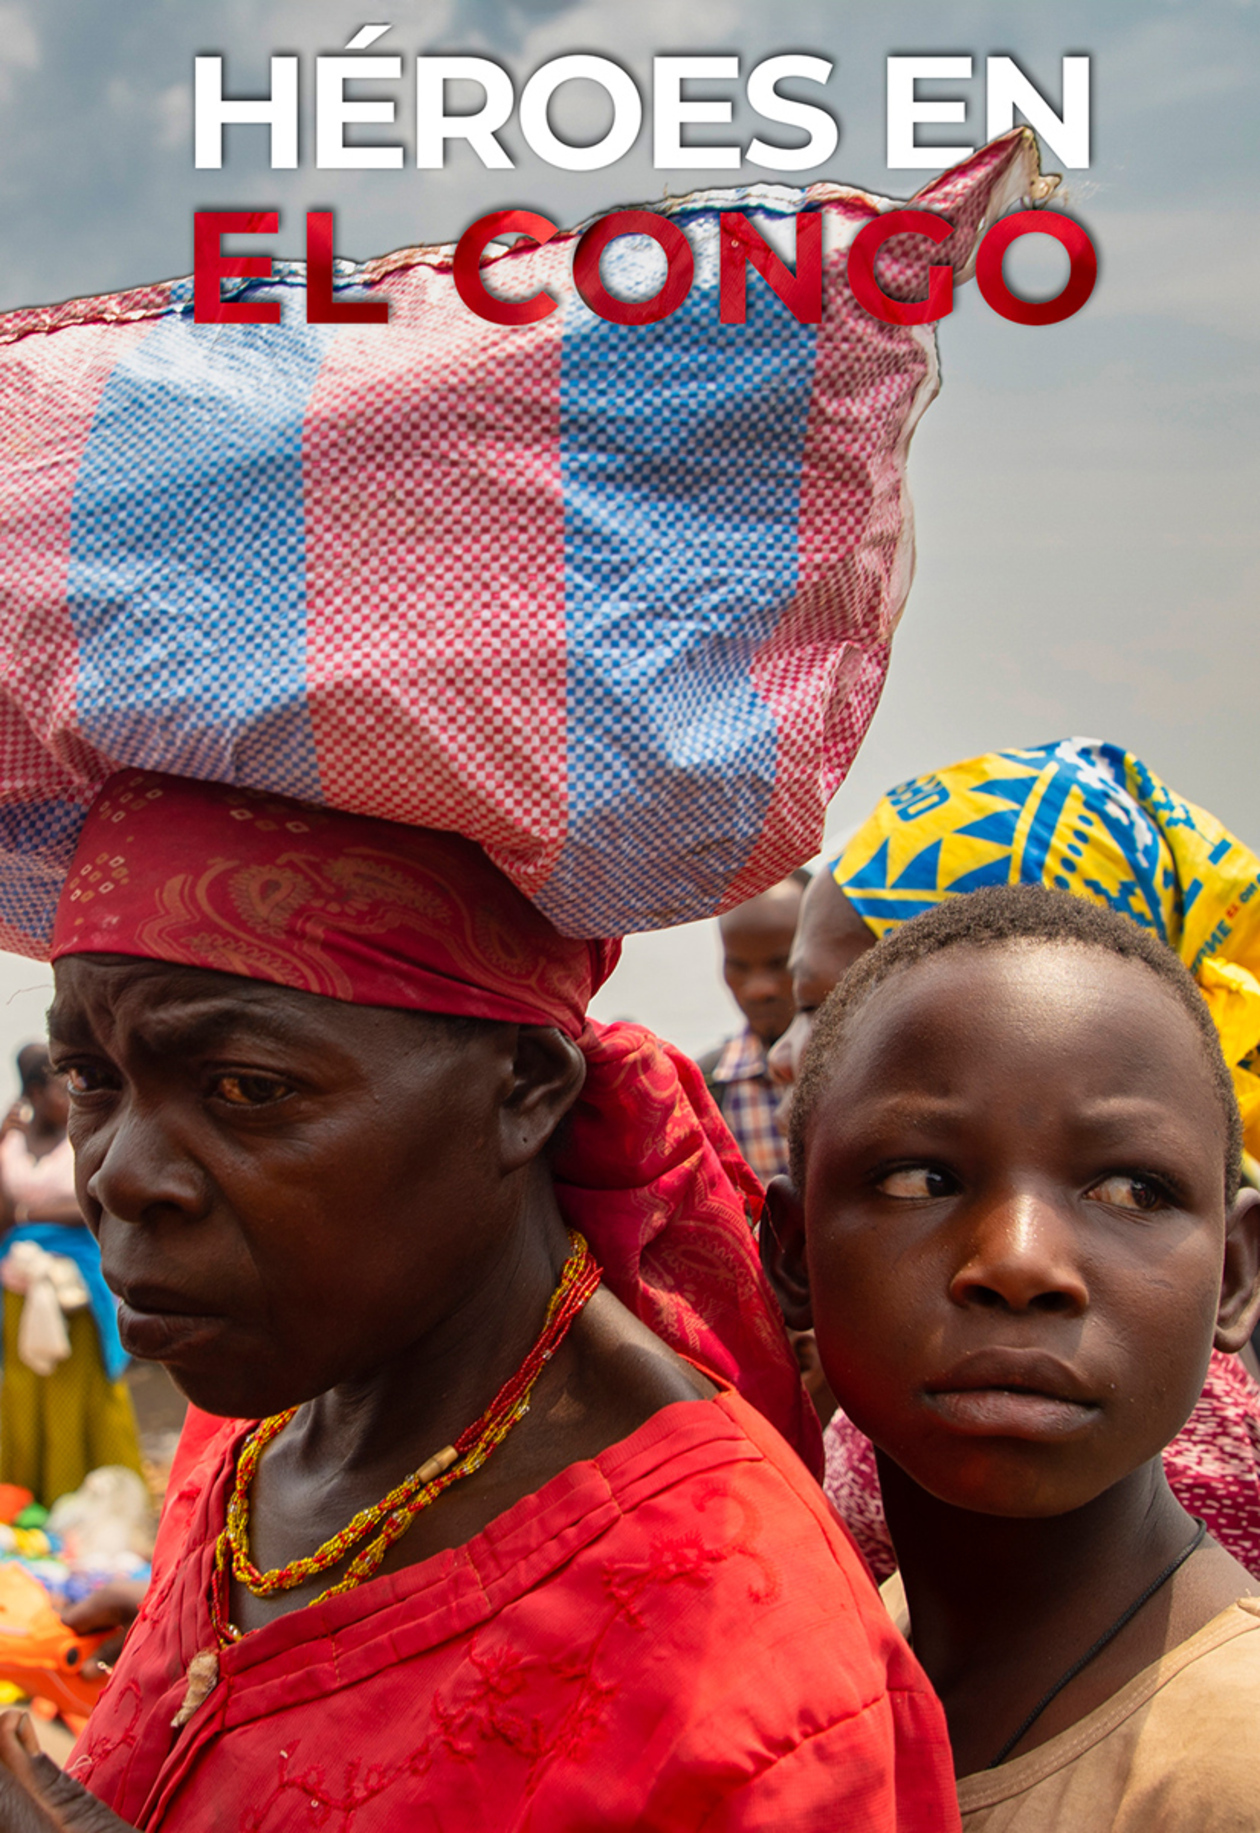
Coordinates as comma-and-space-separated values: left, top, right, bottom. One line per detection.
209, 1231, 601, 1646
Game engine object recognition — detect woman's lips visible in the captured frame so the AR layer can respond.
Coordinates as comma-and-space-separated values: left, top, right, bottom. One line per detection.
116, 1302, 224, 1362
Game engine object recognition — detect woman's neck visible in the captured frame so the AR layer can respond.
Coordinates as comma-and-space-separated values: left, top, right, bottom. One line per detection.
229, 1189, 711, 1635
293, 1197, 574, 1483
879, 1452, 1206, 1775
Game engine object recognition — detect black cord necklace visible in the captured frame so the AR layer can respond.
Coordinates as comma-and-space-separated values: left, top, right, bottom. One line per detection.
988, 1516, 1207, 1768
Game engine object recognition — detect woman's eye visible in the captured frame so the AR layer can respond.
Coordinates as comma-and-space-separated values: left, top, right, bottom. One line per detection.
211, 1073, 292, 1108
877, 1165, 955, 1200
1085, 1174, 1168, 1213
63, 1065, 110, 1096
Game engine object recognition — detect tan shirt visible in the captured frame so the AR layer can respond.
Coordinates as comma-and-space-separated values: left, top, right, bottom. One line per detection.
882, 1574, 1260, 1830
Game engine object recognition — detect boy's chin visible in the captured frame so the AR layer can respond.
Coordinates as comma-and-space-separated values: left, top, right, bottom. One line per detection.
882, 1438, 1133, 1522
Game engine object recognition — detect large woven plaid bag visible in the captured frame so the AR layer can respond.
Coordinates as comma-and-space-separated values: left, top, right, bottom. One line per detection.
0, 132, 1041, 947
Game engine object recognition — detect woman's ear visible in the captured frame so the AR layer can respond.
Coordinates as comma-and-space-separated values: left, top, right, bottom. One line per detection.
1215, 1185, 1260, 1352
760, 1176, 813, 1332
500, 1025, 587, 1170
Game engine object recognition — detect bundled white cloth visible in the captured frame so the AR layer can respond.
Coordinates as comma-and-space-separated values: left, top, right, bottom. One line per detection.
1, 1240, 90, 1375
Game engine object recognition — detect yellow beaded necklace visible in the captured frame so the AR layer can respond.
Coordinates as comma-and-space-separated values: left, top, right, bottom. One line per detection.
208, 1232, 600, 1646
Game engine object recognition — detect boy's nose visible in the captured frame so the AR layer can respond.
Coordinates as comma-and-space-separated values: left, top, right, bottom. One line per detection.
948, 1191, 1089, 1315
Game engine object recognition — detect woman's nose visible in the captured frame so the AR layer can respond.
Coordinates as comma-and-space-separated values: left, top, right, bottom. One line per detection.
949, 1190, 1089, 1315
82, 1104, 208, 1225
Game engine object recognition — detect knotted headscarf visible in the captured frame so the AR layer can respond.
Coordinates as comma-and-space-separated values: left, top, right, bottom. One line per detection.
52, 770, 820, 1471
833, 738, 1260, 1156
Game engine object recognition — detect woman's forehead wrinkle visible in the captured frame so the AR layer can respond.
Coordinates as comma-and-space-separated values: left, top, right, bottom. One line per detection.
46, 996, 91, 1048
54, 974, 338, 1059
127, 1001, 318, 1058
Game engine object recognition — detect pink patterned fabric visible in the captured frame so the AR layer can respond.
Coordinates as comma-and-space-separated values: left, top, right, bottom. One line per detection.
52, 771, 820, 1473
824, 1351, 1260, 1583
822, 1407, 897, 1584
1162, 1351, 1260, 1574
301, 253, 572, 890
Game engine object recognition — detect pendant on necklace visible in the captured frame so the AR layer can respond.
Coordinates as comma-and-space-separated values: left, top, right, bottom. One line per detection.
172, 1648, 220, 1728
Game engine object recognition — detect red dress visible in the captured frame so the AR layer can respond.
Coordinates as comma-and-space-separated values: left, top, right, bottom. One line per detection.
70, 1393, 959, 1832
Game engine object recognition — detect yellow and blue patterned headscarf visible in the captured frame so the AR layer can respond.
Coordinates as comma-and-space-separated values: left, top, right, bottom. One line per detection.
833, 739, 1260, 1157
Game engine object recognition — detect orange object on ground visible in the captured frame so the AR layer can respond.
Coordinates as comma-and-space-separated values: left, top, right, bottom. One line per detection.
0, 1485, 34, 1526
0, 1565, 108, 1719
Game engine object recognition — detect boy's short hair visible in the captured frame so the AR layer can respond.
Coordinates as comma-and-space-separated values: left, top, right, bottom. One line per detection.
788, 883, 1242, 1200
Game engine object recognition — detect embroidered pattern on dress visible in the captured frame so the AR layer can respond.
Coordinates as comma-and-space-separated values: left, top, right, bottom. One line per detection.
213, 1492, 781, 1831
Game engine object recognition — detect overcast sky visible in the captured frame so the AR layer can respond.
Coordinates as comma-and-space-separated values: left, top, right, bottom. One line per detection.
1, 0, 1256, 1075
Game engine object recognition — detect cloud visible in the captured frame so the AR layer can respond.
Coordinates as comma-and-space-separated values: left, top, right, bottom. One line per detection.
155, 81, 191, 150
0, 4, 38, 103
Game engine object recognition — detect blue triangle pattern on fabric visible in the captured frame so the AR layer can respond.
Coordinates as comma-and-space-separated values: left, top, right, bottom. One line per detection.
954, 811, 1021, 847
973, 773, 1040, 809
843, 836, 892, 891
946, 854, 1014, 896
891, 838, 943, 891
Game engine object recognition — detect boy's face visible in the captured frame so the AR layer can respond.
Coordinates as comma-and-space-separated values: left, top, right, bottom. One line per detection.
771, 942, 1260, 1519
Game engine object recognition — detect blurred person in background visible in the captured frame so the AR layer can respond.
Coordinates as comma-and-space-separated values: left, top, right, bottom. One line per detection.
763, 866, 877, 1428
698, 872, 843, 1420
697, 871, 810, 1185
768, 867, 877, 1115
0, 1044, 142, 1505
766, 740, 1260, 1582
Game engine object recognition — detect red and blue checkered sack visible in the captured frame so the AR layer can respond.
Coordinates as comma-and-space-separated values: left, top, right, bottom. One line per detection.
0, 132, 1040, 948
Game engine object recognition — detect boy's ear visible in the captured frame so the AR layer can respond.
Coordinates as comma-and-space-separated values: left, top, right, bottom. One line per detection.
760, 1176, 813, 1332
1215, 1185, 1260, 1353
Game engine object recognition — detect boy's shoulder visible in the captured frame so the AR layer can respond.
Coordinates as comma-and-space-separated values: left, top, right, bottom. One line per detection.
958, 1597, 1260, 1831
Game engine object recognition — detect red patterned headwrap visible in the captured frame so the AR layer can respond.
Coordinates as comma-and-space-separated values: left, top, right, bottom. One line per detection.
52, 772, 821, 1473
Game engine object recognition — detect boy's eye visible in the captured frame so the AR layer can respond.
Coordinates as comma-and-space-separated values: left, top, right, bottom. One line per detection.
876, 1165, 955, 1200
211, 1073, 292, 1108
1084, 1174, 1168, 1213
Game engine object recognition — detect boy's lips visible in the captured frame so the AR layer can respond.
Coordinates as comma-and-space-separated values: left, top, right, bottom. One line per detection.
922, 1348, 1101, 1439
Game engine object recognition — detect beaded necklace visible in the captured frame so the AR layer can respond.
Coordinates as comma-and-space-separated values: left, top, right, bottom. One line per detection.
207, 1231, 600, 1648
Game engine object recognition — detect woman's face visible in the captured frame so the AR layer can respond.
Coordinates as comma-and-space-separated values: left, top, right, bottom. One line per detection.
49, 955, 551, 1418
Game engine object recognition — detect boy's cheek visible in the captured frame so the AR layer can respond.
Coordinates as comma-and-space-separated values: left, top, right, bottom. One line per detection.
807, 1207, 936, 1344
807, 1260, 927, 1429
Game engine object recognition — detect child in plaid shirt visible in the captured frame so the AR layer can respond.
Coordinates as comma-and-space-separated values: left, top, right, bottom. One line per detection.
697, 872, 809, 1184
